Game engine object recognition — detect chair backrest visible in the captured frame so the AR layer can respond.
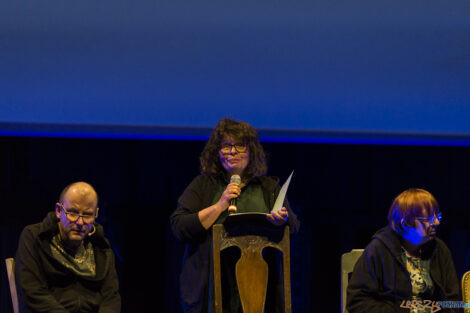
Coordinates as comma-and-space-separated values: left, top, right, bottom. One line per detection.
462, 271, 470, 313
341, 249, 364, 313
212, 223, 291, 313
5, 258, 19, 313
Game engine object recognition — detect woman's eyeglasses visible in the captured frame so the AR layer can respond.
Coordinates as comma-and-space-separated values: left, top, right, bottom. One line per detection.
415, 213, 442, 226
220, 143, 247, 154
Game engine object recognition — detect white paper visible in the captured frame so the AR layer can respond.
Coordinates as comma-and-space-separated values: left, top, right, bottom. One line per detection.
271, 170, 294, 213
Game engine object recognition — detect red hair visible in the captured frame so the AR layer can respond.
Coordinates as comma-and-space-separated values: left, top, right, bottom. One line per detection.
388, 188, 440, 233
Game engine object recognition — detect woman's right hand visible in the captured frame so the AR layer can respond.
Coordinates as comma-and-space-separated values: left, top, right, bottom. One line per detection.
198, 182, 242, 229
217, 182, 241, 211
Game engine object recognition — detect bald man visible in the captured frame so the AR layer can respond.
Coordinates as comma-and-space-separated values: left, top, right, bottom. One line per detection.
15, 182, 121, 313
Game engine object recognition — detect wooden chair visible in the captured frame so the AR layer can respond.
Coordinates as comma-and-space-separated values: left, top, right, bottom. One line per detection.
212, 217, 291, 313
341, 249, 364, 313
462, 271, 470, 313
5, 258, 19, 313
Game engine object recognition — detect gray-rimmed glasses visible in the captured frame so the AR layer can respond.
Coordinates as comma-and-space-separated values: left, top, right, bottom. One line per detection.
58, 203, 97, 224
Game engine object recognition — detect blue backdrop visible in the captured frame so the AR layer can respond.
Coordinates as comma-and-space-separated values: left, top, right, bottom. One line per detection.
1, 0, 470, 140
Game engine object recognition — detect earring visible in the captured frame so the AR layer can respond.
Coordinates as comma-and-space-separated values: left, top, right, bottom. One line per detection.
88, 224, 96, 236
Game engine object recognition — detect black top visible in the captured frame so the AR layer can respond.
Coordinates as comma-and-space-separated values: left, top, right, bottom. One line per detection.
347, 226, 460, 313
171, 174, 300, 313
15, 212, 121, 313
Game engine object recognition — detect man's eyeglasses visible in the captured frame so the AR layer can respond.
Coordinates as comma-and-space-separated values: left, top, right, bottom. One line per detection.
58, 203, 97, 224
415, 213, 442, 226
220, 143, 247, 154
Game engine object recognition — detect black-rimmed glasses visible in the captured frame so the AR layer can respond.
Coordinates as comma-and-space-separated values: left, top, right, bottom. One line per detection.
58, 203, 97, 224
415, 213, 442, 226
220, 143, 247, 154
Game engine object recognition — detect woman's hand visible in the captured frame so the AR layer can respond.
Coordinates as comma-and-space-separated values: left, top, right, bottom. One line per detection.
266, 207, 289, 226
199, 182, 242, 229
216, 182, 241, 211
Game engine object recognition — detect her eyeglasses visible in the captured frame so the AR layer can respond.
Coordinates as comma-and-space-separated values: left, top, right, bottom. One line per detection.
220, 143, 247, 154
415, 213, 442, 226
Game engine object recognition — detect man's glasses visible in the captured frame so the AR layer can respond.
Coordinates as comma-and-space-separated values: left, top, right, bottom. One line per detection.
58, 203, 97, 224
415, 213, 442, 226
220, 143, 247, 154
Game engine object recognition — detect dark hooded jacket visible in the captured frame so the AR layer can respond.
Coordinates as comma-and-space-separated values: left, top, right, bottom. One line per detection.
347, 226, 460, 313
15, 212, 121, 313
170, 174, 300, 313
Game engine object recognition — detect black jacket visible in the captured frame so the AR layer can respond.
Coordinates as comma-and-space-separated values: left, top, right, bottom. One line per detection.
347, 226, 460, 313
170, 174, 300, 313
15, 212, 121, 313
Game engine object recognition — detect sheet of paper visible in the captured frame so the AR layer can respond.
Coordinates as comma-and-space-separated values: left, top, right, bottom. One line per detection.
271, 170, 294, 213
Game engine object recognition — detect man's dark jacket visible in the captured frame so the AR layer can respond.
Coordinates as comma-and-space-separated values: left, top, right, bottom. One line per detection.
170, 174, 300, 313
15, 212, 121, 313
347, 226, 460, 313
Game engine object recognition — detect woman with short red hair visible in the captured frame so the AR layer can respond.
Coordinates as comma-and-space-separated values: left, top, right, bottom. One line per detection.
347, 188, 460, 313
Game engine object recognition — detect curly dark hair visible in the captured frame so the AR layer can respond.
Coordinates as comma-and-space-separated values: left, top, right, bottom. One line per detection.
200, 118, 267, 178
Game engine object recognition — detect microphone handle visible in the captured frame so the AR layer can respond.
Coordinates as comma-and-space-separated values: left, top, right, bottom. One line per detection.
228, 174, 241, 215
228, 198, 237, 214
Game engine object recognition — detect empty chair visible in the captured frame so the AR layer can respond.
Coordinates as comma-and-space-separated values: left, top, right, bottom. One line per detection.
5, 258, 19, 313
341, 249, 364, 313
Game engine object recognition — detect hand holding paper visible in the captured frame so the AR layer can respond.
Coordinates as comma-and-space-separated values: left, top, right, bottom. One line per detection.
266, 206, 289, 226
267, 170, 294, 226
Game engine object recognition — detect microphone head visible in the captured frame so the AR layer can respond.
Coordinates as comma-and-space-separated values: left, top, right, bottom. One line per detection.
230, 174, 241, 185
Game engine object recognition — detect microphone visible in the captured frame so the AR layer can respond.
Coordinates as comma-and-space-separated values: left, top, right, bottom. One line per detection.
228, 174, 241, 214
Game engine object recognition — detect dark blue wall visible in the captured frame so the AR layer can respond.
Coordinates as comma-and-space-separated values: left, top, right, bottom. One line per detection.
1, 137, 469, 312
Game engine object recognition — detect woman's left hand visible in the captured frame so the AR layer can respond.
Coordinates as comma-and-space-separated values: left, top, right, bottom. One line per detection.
266, 207, 289, 226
